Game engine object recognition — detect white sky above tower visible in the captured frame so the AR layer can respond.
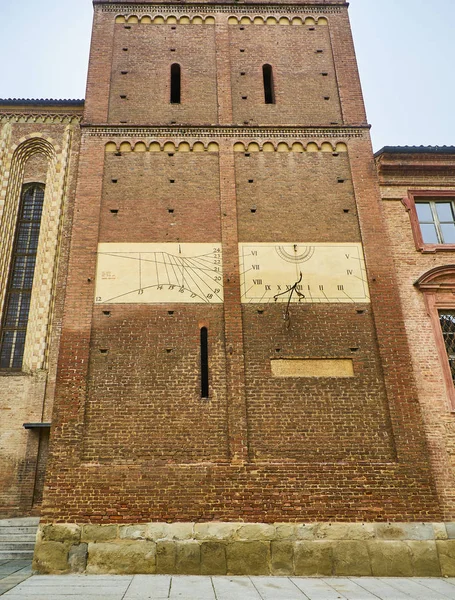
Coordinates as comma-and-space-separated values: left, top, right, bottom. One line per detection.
0, 0, 453, 151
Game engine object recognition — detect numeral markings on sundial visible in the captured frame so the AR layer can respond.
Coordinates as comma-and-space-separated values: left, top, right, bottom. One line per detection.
95, 243, 370, 305
95, 244, 224, 304
239, 243, 370, 304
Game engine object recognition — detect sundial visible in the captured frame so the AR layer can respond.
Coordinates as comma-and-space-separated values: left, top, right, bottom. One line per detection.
94, 243, 223, 304
239, 243, 370, 303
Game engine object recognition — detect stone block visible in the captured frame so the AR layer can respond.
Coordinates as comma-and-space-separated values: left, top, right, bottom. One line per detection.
146, 523, 169, 541
33, 541, 70, 574
436, 540, 455, 576
194, 522, 238, 541
316, 523, 350, 540
401, 523, 434, 540
294, 541, 333, 576
42, 523, 81, 544
81, 524, 118, 542
156, 541, 176, 574
369, 541, 413, 576
445, 523, 455, 539
166, 523, 194, 541
433, 523, 448, 540
86, 541, 155, 574
407, 541, 441, 576
374, 523, 434, 541
295, 524, 319, 540
316, 523, 374, 541
271, 541, 293, 576
175, 541, 201, 575
333, 541, 371, 576
274, 524, 297, 540
119, 525, 148, 540
236, 524, 275, 541
374, 523, 407, 540
226, 541, 270, 575
68, 543, 88, 573
201, 542, 227, 575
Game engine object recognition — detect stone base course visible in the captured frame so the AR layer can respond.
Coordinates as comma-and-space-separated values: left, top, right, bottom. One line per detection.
33, 522, 455, 576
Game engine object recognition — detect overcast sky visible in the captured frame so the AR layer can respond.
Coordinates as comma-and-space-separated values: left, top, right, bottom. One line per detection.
0, 0, 453, 151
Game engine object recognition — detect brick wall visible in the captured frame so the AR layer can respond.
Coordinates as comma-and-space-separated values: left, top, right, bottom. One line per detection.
376, 150, 455, 519
40, 2, 442, 528
0, 107, 82, 516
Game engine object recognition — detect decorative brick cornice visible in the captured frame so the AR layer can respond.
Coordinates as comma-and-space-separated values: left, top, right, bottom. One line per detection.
82, 125, 366, 138
99, 3, 343, 14
0, 114, 82, 124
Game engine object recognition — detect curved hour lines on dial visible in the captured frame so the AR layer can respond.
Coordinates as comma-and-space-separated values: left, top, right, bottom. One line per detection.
239, 242, 370, 304
94, 243, 223, 304
275, 245, 315, 264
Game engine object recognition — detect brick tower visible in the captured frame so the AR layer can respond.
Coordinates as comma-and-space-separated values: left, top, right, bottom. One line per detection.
34, 0, 445, 575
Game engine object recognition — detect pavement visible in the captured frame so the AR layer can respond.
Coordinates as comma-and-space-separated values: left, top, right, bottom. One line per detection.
1, 564, 455, 600
0, 561, 32, 596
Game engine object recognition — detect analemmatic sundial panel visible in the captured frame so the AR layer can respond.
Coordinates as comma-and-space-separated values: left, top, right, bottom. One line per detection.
239, 243, 370, 303
95, 243, 223, 304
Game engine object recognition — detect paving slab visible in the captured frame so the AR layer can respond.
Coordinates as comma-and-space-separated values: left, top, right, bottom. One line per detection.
0, 562, 31, 577
169, 576, 215, 599
3, 574, 455, 599
8, 587, 129, 596
251, 577, 306, 599
348, 577, 416, 599
212, 576, 263, 599
291, 577, 346, 599
322, 577, 383, 599
0, 563, 32, 596
382, 577, 455, 599
124, 575, 171, 599
414, 578, 455, 597
23, 581, 131, 590
2, 596, 126, 600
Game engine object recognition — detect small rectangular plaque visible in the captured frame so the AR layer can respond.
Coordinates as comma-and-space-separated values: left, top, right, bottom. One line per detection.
271, 359, 354, 378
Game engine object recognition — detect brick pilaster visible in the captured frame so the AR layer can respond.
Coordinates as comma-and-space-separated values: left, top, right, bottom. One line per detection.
219, 140, 248, 463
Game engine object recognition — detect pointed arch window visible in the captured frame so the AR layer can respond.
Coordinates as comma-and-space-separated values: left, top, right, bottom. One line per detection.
0, 184, 45, 369
262, 64, 275, 104
170, 63, 181, 104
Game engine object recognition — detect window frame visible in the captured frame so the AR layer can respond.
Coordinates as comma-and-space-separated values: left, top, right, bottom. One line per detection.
416, 266, 455, 412
404, 190, 455, 252
0, 183, 45, 371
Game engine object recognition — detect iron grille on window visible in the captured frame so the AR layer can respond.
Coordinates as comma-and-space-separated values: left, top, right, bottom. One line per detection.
0, 184, 45, 369
439, 311, 455, 386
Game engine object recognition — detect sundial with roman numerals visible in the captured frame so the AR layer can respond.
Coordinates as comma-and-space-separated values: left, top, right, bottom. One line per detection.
239, 243, 370, 304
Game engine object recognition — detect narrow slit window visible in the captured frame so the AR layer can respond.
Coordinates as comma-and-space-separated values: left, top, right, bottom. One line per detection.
0, 184, 45, 369
170, 63, 181, 104
262, 64, 275, 104
200, 327, 209, 398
